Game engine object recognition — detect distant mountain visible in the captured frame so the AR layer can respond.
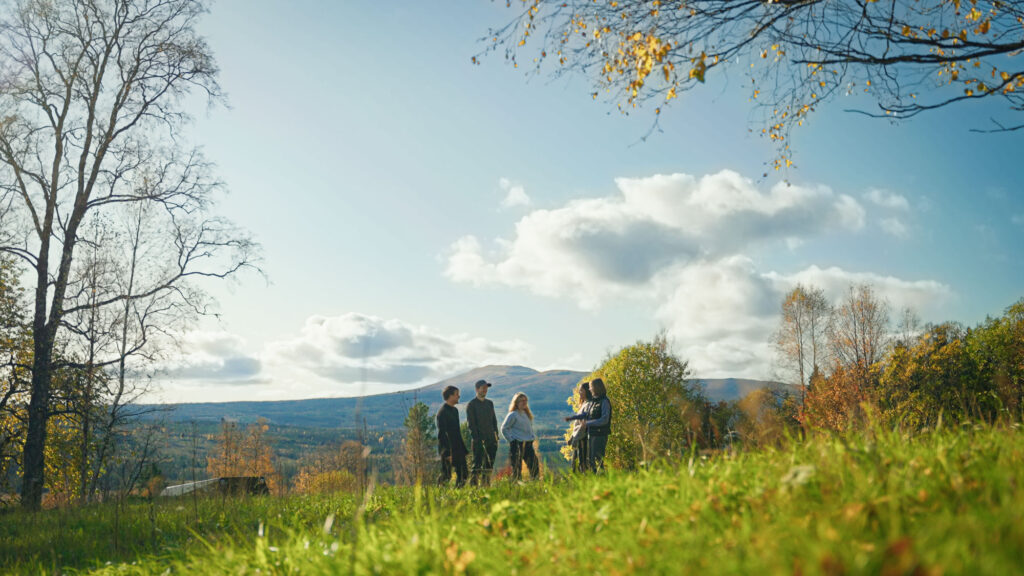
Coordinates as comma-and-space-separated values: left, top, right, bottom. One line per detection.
698, 378, 795, 403
153, 365, 586, 431
423, 365, 587, 425
152, 366, 786, 431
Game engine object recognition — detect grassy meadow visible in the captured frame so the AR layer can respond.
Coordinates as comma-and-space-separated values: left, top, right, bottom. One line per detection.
3, 423, 1023, 575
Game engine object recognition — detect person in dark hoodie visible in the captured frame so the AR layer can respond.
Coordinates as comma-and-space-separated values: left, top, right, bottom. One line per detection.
436, 385, 468, 486
466, 379, 499, 486
580, 377, 612, 472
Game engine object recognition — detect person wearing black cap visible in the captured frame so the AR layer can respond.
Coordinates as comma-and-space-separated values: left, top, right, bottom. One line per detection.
466, 379, 498, 486
436, 385, 468, 487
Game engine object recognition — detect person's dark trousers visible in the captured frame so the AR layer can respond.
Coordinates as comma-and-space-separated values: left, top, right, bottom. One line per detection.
571, 436, 590, 473
588, 434, 608, 472
471, 440, 497, 486
438, 452, 468, 487
509, 440, 540, 480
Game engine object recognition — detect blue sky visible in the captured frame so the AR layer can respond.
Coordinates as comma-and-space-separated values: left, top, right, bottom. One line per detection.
156, 0, 1023, 403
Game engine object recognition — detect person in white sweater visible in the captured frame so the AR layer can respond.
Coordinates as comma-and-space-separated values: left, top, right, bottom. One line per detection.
501, 393, 539, 480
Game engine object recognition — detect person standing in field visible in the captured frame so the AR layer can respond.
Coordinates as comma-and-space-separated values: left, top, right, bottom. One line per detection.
467, 379, 499, 486
436, 385, 468, 487
501, 392, 540, 481
581, 378, 612, 472
565, 381, 594, 473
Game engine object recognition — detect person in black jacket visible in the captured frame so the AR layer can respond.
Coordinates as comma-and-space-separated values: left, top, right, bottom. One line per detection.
581, 378, 612, 472
436, 385, 468, 486
466, 379, 498, 486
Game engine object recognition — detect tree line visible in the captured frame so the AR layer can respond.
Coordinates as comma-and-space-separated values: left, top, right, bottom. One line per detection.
784, 285, 1024, 433
553, 287, 1023, 470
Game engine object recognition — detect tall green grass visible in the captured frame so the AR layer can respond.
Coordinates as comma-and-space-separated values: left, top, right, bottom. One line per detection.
4, 423, 1023, 574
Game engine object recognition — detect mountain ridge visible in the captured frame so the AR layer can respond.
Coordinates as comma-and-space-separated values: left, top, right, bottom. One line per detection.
154, 365, 787, 430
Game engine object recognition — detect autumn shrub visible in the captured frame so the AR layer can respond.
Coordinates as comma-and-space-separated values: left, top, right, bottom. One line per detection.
292, 469, 359, 496
586, 333, 704, 469
802, 362, 878, 432
734, 387, 799, 448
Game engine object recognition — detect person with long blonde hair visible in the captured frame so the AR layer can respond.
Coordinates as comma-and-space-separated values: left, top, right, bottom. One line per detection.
500, 392, 539, 480
565, 381, 594, 473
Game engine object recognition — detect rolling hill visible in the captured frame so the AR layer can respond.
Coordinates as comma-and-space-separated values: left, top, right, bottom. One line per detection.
152, 366, 788, 431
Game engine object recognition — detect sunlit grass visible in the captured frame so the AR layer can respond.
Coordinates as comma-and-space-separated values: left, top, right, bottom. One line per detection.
3, 423, 1023, 574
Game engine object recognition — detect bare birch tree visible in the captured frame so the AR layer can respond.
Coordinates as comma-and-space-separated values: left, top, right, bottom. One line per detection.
829, 283, 891, 370
775, 283, 830, 400
0, 0, 258, 510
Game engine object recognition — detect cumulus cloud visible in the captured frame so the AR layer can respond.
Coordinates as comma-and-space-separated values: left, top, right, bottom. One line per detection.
157, 331, 265, 383
447, 170, 864, 308
765, 266, 952, 315
652, 257, 780, 377
263, 313, 531, 393
153, 314, 532, 401
499, 178, 531, 208
446, 169, 952, 378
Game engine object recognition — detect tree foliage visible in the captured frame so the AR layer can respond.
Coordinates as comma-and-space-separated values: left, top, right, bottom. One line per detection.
590, 333, 702, 468
803, 362, 877, 431
0, 257, 30, 492
734, 386, 799, 447
394, 402, 436, 485
486, 0, 1024, 166
207, 419, 278, 493
967, 298, 1024, 415
878, 322, 990, 428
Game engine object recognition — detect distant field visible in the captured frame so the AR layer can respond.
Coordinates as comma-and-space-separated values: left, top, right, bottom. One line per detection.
136, 420, 570, 486
4, 423, 1022, 575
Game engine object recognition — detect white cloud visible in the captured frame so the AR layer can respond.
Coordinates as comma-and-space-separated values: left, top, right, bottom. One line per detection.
653, 257, 779, 377
447, 170, 865, 308
865, 189, 910, 211
880, 217, 909, 238
157, 331, 265, 382
499, 177, 531, 208
262, 313, 530, 396
153, 314, 531, 401
765, 266, 952, 315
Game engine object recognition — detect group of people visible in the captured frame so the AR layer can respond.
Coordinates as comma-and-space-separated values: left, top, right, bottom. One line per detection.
435, 377, 612, 486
